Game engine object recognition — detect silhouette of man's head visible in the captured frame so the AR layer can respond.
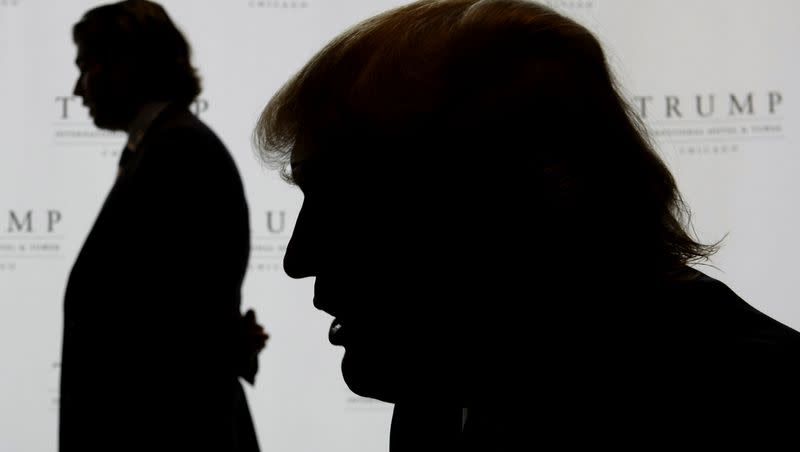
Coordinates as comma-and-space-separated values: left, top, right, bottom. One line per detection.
72, 0, 200, 131
255, 0, 716, 404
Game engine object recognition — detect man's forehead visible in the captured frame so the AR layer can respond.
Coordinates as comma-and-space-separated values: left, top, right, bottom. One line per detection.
74, 42, 97, 64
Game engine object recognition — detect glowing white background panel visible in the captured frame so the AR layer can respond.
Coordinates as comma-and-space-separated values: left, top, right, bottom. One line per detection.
0, 1, 798, 451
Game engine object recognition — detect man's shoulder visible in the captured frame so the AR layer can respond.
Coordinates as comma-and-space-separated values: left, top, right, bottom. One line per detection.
148, 106, 224, 150
140, 105, 237, 171
663, 267, 800, 351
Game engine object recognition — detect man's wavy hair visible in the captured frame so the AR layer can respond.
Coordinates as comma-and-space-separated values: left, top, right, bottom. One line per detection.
255, 0, 719, 274
73, 0, 201, 108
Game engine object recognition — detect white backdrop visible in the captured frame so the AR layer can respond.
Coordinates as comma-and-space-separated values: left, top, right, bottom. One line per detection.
1, 1, 798, 451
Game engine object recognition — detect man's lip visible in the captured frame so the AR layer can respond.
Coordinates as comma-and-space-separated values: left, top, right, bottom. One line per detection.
328, 318, 346, 346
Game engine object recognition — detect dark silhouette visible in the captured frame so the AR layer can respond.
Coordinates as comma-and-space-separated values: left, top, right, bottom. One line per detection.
255, 0, 800, 449
61, 1, 265, 451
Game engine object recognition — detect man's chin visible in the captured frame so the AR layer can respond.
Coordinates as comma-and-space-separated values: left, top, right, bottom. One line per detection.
91, 116, 125, 132
88, 109, 129, 131
341, 350, 400, 403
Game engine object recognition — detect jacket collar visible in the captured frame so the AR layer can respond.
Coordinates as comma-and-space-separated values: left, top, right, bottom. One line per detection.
125, 102, 170, 152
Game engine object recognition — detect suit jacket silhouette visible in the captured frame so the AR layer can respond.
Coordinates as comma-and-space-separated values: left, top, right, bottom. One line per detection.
60, 104, 259, 452
390, 267, 800, 451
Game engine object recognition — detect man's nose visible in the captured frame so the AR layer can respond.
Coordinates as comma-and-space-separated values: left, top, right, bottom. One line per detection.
282, 204, 317, 279
283, 235, 313, 279
72, 77, 84, 97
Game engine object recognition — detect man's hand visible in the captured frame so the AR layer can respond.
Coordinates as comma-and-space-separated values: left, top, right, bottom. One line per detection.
237, 308, 269, 385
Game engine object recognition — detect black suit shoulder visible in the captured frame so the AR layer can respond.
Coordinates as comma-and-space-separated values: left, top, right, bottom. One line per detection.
129, 106, 250, 237
667, 268, 800, 351
136, 106, 239, 174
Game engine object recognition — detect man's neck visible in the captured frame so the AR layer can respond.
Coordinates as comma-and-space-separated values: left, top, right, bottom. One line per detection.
125, 102, 170, 151
389, 404, 462, 451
